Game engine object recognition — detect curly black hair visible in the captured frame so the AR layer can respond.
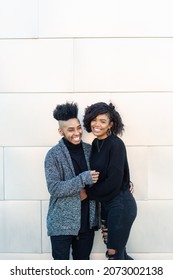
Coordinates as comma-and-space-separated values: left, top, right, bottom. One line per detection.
53, 102, 78, 121
83, 102, 124, 136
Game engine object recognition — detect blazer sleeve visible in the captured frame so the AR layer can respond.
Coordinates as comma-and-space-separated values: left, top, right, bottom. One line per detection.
44, 150, 93, 198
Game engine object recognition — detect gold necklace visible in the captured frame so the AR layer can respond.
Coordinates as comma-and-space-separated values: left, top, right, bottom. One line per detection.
96, 139, 105, 152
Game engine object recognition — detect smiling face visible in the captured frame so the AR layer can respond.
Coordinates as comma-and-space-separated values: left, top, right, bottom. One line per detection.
58, 118, 82, 145
90, 113, 113, 140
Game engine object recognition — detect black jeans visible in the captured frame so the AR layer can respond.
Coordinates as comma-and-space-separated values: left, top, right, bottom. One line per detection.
50, 230, 95, 260
102, 189, 137, 260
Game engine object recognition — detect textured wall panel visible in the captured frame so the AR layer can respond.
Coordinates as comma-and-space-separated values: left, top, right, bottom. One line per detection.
128, 201, 173, 252
0, 0, 37, 38
110, 93, 173, 145
0, 40, 73, 92
4, 147, 49, 200
74, 39, 173, 92
148, 147, 173, 199
0, 201, 41, 253
127, 147, 148, 200
0, 94, 74, 146
39, 0, 173, 37
0, 148, 3, 200
41, 201, 51, 253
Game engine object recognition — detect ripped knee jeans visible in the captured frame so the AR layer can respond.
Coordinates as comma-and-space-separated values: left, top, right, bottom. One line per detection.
101, 190, 137, 260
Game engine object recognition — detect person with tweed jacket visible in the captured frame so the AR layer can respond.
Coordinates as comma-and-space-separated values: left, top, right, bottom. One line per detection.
44, 102, 100, 260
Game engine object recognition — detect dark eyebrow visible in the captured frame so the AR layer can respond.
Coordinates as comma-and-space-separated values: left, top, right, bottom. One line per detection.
67, 125, 81, 129
100, 118, 107, 121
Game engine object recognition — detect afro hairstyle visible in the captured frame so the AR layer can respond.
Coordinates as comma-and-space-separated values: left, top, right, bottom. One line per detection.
53, 102, 78, 121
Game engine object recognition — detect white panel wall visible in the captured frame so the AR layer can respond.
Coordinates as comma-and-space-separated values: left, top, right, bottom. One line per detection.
128, 201, 173, 252
148, 147, 173, 199
0, 0, 38, 38
74, 39, 173, 92
39, 0, 173, 37
4, 148, 49, 200
42, 201, 51, 253
110, 93, 173, 145
0, 40, 73, 92
0, 201, 41, 252
0, 94, 74, 147
0, 149, 3, 200
127, 147, 148, 200
0, 0, 173, 260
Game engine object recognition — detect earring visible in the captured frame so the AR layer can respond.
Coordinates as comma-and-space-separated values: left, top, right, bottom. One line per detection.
107, 128, 111, 136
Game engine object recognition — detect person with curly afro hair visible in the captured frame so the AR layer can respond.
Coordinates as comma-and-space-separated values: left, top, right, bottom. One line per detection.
83, 102, 137, 260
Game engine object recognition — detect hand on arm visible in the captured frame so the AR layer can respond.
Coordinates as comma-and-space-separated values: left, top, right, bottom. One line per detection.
90, 170, 100, 183
80, 170, 99, 200
45, 151, 99, 198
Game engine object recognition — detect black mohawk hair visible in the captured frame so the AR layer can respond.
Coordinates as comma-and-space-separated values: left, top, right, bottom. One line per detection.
53, 102, 78, 121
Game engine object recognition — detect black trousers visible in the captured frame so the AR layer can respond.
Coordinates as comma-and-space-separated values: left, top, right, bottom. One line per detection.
50, 230, 95, 260
102, 189, 137, 260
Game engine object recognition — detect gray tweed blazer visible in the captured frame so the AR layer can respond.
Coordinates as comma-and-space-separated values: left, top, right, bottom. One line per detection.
44, 139, 100, 236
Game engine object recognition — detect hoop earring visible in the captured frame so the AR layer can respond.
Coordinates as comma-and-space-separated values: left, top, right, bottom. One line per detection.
107, 128, 111, 136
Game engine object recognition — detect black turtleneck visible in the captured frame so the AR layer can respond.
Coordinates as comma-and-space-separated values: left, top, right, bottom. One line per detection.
63, 137, 88, 175
63, 137, 90, 233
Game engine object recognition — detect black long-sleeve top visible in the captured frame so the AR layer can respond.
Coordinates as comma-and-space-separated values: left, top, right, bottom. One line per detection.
63, 137, 90, 233
86, 135, 130, 202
